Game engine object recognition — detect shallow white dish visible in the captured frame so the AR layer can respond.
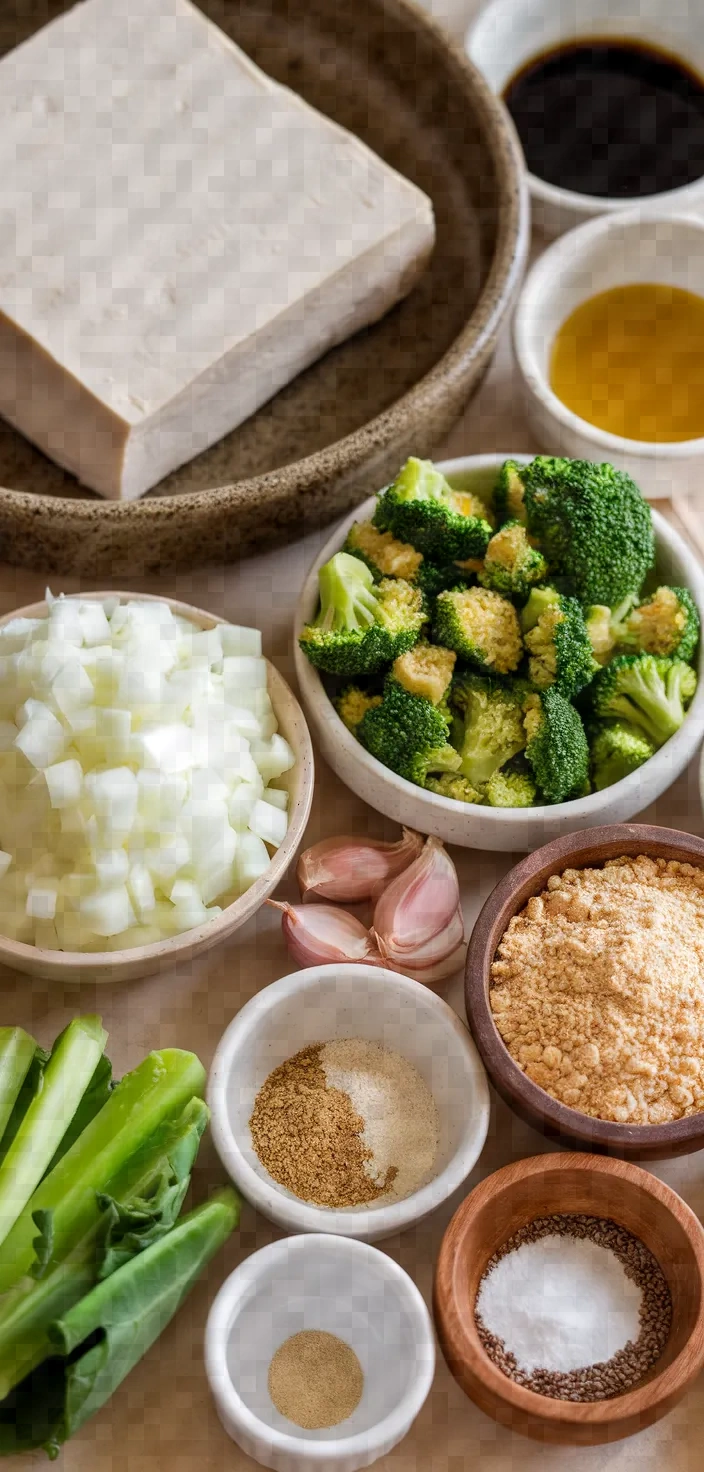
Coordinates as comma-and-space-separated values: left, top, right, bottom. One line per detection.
513, 213, 704, 499
466, 0, 704, 238
293, 453, 704, 853
0, 591, 314, 983
205, 1233, 435, 1472
207, 962, 490, 1243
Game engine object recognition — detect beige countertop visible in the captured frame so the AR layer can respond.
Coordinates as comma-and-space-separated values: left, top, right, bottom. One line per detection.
2, 316, 704, 1472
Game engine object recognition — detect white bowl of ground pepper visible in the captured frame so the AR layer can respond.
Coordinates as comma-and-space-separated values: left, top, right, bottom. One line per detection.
205, 1234, 435, 1472
207, 962, 490, 1241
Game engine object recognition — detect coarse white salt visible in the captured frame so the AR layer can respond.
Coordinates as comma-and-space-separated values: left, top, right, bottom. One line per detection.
475, 1233, 643, 1373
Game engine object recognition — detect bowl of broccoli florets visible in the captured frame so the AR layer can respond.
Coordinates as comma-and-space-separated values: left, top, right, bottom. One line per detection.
294, 453, 704, 851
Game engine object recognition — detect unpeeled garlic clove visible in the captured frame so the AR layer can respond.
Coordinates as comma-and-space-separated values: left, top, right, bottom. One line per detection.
268, 900, 382, 969
372, 835, 460, 953
372, 903, 466, 984
370, 836, 466, 985
296, 828, 423, 903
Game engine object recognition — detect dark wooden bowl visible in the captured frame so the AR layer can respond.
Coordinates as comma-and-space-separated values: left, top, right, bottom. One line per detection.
434, 1152, 704, 1445
0, 0, 528, 575
465, 824, 704, 1160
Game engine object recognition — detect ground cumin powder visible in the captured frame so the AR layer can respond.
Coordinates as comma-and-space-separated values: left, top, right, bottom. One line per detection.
249, 1043, 397, 1206
490, 856, 704, 1124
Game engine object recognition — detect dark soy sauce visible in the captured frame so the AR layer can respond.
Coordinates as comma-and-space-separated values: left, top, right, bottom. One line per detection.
503, 39, 704, 198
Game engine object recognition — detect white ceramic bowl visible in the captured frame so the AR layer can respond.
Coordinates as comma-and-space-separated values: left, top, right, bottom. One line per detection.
513, 213, 704, 499
0, 591, 314, 984
293, 453, 704, 853
207, 962, 490, 1243
466, 0, 704, 238
205, 1233, 436, 1472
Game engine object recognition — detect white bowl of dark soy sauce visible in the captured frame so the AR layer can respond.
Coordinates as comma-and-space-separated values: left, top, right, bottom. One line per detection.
466, 0, 704, 237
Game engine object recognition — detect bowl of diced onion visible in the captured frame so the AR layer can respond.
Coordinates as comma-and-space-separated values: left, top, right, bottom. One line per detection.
0, 591, 314, 983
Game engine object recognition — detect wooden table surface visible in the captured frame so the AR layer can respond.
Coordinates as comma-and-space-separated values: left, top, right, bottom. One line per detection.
2, 107, 704, 1472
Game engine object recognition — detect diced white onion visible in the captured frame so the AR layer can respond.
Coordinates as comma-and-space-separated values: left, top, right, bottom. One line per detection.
0, 596, 292, 950
248, 799, 288, 849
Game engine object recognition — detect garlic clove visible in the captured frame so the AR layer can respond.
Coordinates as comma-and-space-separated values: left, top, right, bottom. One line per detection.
372, 835, 460, 953
269, 899, 382, 969
297, 827, 423, 903
374, 901, 465, 967
373, 900, 466, 984
393, 937, 467, 987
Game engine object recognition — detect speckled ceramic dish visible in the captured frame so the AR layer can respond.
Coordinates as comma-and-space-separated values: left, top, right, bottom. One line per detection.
0, 0, 528, 576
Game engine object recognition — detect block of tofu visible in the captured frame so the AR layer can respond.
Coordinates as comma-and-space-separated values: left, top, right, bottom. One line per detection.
0, 0, 435, 501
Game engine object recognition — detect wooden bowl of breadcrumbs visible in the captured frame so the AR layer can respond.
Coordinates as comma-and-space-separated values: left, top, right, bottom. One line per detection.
465, 824, 704, 1160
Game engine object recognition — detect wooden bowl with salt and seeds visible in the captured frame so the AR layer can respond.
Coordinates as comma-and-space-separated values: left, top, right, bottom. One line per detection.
433, 1153, 704, 1445
465, 823, 704, 1160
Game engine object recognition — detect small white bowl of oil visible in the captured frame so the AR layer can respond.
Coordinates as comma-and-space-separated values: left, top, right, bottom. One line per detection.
512, 211, 704, 500
204, 1233, 435, 1472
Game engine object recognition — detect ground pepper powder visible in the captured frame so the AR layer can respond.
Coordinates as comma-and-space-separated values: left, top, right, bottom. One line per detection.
249, 1043, 397, 1207
268, 1330, 364, 1429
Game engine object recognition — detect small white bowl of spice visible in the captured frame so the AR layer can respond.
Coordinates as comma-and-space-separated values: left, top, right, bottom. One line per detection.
208, 962, 490, 1242
205, 1233, 435, 1472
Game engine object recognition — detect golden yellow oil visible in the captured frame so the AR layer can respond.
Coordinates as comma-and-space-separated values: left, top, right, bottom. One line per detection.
549, 283, 704, 442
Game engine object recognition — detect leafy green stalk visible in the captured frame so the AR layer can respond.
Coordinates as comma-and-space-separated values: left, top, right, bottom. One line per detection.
0, 1049, 206, 1297
0, 1097, 210, 1400
0, 1189, 240, 1457
0, 1018, 107, 1252
0, 1029, 36, 1145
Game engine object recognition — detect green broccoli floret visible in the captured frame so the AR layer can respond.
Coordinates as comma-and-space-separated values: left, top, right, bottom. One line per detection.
356, 676, 461, 787
589, 654, 697, 748
393, 641, 456, 706
524, 594, 598, 698
589, 721, 655, 792
493, 459, 528, 525
299, 553, 426, 676
343, 521, 424, 583
373, 457, 494, 563
584, 595, 638, 664
343, 520, 468, 599
519, 456, 655, 606
520, 585, 561, 633
619, 586, 700, 663
425, 773, 485, 804
477, 522, 548, 600
336, 685, 383, 733
433, 586, 523, 674
450, 672, 527, 787
523, 688, 590, 804
485, 757, 538, 808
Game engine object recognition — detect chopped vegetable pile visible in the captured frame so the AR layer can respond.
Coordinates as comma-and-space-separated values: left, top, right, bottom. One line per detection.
299, 455, 700, 806
0, 595, 295, 951
0, 1017, 239, 1458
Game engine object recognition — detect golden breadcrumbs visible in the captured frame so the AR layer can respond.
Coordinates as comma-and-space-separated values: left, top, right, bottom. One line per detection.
490, 856, 704, 1124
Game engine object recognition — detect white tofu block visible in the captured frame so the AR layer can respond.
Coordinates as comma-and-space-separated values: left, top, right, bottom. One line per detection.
0, 0, 435, 501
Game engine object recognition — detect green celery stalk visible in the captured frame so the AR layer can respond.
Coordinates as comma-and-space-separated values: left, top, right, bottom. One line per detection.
0, 1189, 240, 1457
0, 1048, 206, 1296
0, 1029, 36, 1144
44, 1053, 114, 1176
0, 1096, 210, 1399
0, 1017, 107, 1251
